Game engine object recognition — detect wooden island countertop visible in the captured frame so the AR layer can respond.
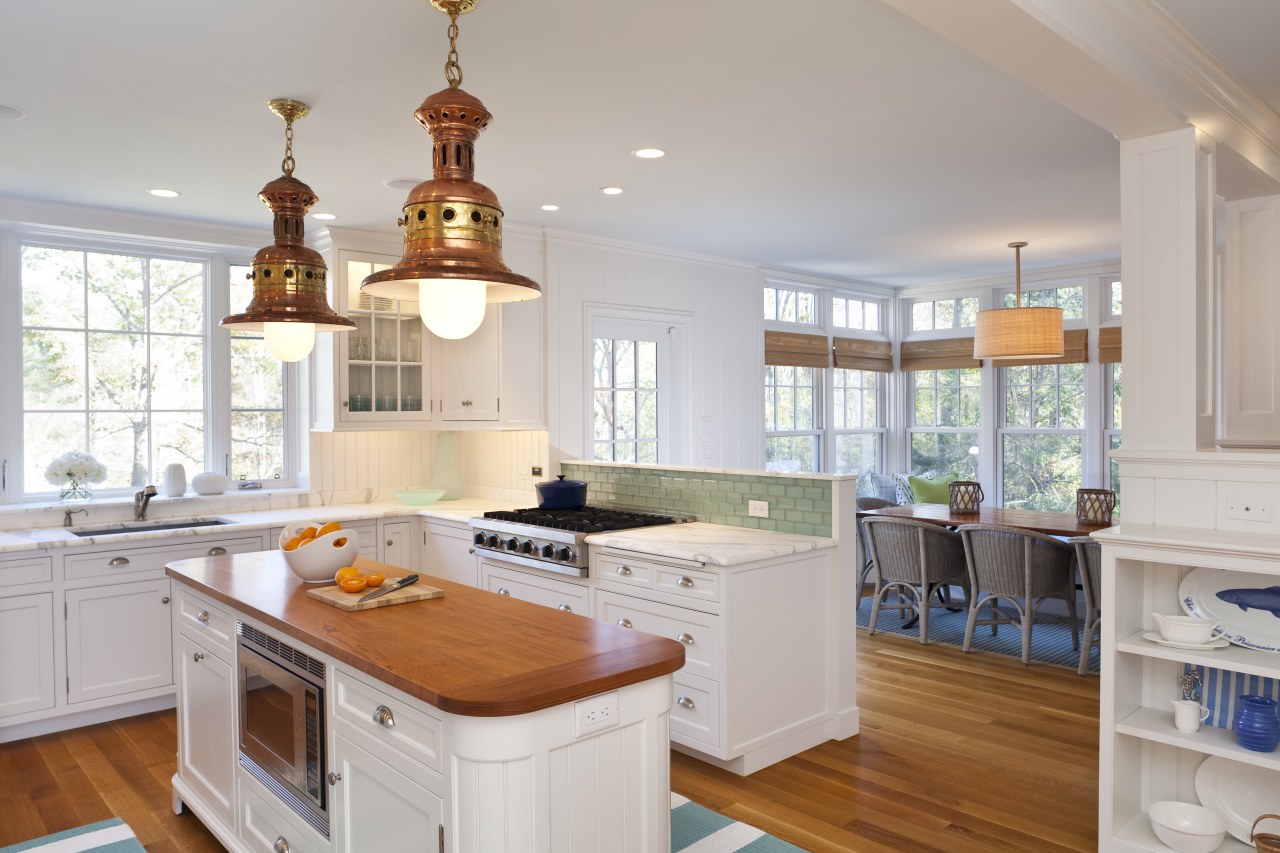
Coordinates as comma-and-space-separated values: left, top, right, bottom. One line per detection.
166, 550, 685, 717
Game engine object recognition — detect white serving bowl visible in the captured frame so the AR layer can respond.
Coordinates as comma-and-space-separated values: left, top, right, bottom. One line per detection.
1147, 801, 1226, 853
278, 521, 361, 583
1153, 612, 1225, 645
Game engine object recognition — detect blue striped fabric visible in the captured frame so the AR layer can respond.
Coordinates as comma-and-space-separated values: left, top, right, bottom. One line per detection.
1184, 664, 1280, 729
671, 794, 808, 852
0, 819, 144, 853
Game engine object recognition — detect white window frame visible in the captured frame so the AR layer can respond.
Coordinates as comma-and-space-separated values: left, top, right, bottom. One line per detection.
765, 364, 824, 473
909, 295, 980, 332
996, 361, 1087, 511
0, 225, 301, 503
830, 366, 885, 476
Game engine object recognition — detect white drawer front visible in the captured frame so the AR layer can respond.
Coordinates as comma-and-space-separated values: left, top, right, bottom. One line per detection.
596, 590, 720, 681
175, 587, 235, 660
238, 771, 330, 853
65, 536, 263, 581
594, 554, 654, 590
655, 566, 719, 603
482, 563, 590, 615
0, 556, 53, 588
670, 671, 721, 750
332, 666, 443, 780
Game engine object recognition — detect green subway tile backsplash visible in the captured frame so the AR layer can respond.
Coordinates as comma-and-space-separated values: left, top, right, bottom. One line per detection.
561, 463, 833, 537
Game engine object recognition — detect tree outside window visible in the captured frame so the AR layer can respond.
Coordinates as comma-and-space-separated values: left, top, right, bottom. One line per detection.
765, 365, 819, 472
909, 368, 980, 478
833, 368, 880, 477
1000, 362, 1085, 511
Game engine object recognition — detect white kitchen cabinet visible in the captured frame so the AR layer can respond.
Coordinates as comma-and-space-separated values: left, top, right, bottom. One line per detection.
330, 722, 444, 853
238, 773, 331, 853
480, 559, 590, 615
65, 578, 173, 703
421, 521, 477, 587
0, 592, 56, 719
1094, 525, 1280, 852
437, 306, 500, 421
379, 519, 414, 570
175, 629, 235, 830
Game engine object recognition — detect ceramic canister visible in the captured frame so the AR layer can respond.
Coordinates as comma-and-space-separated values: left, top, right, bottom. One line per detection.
1233, 695, 1280, 752
163, 462, 187, 497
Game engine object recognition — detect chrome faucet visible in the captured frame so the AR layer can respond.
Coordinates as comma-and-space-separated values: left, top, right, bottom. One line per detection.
63, 508, 88, 527
134, 485, 158, 521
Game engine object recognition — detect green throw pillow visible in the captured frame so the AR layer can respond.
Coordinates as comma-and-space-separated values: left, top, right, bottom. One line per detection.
908, 473, 958, 504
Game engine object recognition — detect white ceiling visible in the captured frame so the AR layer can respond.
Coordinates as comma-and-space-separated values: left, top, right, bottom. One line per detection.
1, 0, 1275, 287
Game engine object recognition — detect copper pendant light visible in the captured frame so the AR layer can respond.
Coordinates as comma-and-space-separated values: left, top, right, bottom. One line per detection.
360, 0, 541, 341
973, 241, 1064, 361
220, 98, 355, 361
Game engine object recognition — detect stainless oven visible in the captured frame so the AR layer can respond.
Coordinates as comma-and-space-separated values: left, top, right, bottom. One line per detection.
237, 622, 328, 837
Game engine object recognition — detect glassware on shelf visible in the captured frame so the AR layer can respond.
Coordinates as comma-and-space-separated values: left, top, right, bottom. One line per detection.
349, 394, 372, 412
401, 395, 422, 411
375, 394, 398, 412
349, 335, 371, 361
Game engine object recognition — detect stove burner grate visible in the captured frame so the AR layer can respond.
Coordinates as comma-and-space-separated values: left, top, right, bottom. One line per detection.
482, 507, 682, 533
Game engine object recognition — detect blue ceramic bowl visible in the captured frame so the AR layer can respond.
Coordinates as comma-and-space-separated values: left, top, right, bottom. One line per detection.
1233, 695, 1280, 752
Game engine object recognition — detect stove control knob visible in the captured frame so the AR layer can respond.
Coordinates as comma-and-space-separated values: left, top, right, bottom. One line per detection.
487, 534, 501, 548
541, 544, 556, 559
473, 532, 486, 546
520, 539, 535, 554
557, 547, 574, 562
505, 537, 519, 551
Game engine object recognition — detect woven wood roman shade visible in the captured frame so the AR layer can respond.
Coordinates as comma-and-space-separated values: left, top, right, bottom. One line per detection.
832, 337, 892, 372
899, 337, 980, 372
991, 328, 1088, 367
764, 331, 830, 368
1098, 326, 1122, 363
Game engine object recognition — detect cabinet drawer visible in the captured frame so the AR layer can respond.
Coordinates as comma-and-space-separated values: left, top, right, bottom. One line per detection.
596, 590, 721, 680
238, 770, 331, 853
670, 671, 721, 750
65, 536, 263, 581
175, 587, 235, 659
482, 563, 590, 615
332, 665, 443, 780
594, 553, 654, 590
655, 566, 719, 603
0, 556, 53, 588
344, 521, 378, 561
596, 549, 719, 605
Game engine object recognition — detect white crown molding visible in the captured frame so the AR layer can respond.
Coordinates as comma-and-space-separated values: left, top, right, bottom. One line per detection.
0, 195, 265, 251
897, 259, 1121, 299
539, 225, 760, 274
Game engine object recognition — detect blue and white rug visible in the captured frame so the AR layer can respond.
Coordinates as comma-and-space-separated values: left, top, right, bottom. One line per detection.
0, 819, 144, 853
857, 593, 1097, 672
672, 793, 808, 851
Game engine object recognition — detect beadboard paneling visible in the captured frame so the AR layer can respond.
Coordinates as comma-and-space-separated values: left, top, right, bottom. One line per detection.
459, 431, 548, 502
310, 431, 436, 500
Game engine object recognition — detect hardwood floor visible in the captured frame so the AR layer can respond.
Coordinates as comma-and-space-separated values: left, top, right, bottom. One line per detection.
0, 630, 1099, 852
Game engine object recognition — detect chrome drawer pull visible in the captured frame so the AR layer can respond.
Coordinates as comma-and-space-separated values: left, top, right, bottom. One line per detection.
207, 546, 227, 556
558, 604, 573, 612
327, 772, 342, 786
615, 565, 632, 576
372, 705, 396, 728
497, 587, 510, 596
273, 837, 290, 853
161, 596, 170, 604
676, 576, 694, 588
676, 696, 696, 710
677, 632, 695, 645
108, 557, 130, 567
196, 610, 210, 624
192, 652, 205, 662
617, 618, 633, 628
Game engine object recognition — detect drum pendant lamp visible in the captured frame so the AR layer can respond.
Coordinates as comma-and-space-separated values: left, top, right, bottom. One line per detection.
973, 242, 1064, 361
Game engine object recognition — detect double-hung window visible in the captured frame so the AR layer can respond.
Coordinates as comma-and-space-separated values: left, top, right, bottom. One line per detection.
999, 363, 1085, 511
908, 368, 981, 479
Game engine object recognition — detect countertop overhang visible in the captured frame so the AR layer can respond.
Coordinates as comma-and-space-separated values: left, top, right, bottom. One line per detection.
166, 550, 685, 717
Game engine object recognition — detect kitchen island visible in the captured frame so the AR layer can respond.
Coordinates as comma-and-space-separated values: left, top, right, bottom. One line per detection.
166, 550, 685, 853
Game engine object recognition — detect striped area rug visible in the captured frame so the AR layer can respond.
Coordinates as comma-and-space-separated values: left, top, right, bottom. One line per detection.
671, 793, 807, 852
857, 594, 1096, 672
0, 819, 144, 853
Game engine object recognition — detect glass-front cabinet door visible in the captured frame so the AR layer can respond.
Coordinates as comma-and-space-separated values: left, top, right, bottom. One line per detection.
338, 253, 432, 426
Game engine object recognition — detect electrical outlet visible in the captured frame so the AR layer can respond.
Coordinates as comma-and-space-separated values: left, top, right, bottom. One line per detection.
531, 466, 543, 477
748, 500, 769, 519
575, 691, 619, 737
1227, 497, 1271, 523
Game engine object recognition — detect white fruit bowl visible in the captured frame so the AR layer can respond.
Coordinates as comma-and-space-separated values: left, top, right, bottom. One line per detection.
1147, 801, 1226, 853
278, 521, 360, 583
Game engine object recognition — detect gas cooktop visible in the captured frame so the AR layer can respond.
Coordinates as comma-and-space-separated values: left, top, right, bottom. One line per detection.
481, 506, 688, 533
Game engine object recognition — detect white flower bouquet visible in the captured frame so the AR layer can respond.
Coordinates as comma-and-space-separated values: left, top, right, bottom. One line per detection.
45, 451, 108, 501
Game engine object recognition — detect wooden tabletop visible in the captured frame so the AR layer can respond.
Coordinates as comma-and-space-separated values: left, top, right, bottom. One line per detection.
856, 503, 1112, 538
166, 551, 685, 718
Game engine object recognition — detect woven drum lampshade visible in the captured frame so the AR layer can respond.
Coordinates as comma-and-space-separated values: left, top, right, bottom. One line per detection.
974, 241, 1063, 361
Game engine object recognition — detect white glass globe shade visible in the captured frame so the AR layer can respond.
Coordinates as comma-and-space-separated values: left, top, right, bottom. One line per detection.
264, 322, 316, 362
418, 280, 486, 340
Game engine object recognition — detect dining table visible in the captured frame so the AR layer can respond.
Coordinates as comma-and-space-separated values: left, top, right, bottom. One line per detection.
855, 502, 1112, 538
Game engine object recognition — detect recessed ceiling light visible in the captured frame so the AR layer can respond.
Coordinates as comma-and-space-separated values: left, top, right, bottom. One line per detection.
632, 148, 666, 159
540, 204, 560, 211
0, 103, 27, 121
148, 188, 181, 198
600, 186, 624, 196
384, 177, 424, 191
311, 212, 337, 221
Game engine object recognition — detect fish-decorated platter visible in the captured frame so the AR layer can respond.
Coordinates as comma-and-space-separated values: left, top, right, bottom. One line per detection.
1180, 568, 1280, 652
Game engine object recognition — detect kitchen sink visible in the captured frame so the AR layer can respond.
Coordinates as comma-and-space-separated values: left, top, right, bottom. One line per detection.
72, 519, 232, 537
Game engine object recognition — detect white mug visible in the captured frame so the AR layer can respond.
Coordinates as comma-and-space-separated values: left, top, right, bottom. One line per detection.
1171, 699, 1210, 733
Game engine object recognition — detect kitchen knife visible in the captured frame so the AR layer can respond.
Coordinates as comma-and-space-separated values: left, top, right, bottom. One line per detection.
357, 573, 419, 604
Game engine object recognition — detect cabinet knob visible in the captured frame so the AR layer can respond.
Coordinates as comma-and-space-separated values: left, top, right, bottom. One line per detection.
616, 565, 632, 576
676, 576, 695, 588
197, 610, 210, 624
273, 837, 291, 853
327, 772, 342, 786
386, 540, 394, 547
497, 587, 510, 596
192, 652, 205, 662
161, 596, 170, 604
617, 618, 633, 628
342, 401, 349, 407
108, 556, 130, 567
676, 696, 696, 710
207, 546, 227, 556
558, 604, 573, 612
677, 632, 695, 645
372, 705, 396, 728
468, 547, 476, 555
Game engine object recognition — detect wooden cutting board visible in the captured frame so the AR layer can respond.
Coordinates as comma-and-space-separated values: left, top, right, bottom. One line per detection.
307, 576, 444, 611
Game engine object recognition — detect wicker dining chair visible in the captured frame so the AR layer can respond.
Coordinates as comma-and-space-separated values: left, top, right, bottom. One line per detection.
862, 516, 967, 644
1069, 536, 1102, 676
856, 497, 897, 606
957, 523, 1079, 665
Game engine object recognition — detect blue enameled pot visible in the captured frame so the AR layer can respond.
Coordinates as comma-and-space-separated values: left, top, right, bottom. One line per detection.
1233, 695, 1280, 752
535, 475, 588, 510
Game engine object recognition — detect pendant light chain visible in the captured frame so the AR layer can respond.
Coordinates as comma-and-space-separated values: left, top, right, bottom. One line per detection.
445, 8, 463, 88
281, 114, 296, 177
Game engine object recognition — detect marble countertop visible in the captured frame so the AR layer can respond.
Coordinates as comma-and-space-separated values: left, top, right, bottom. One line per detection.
586, 522, 835, 566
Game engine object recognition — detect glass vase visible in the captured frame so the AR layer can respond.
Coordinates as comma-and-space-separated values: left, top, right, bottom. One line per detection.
59, 481, 92, 502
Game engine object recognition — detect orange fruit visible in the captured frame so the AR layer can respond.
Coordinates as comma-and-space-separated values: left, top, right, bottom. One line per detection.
338, 576, 368, 593
298, 526, 319, 541
283, 536, 302, 551
364, 573, 385, 588
297, 536, 315, 549
335, 566, 362, 584
317, 521, 342, 537
332, 537, 348, 548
